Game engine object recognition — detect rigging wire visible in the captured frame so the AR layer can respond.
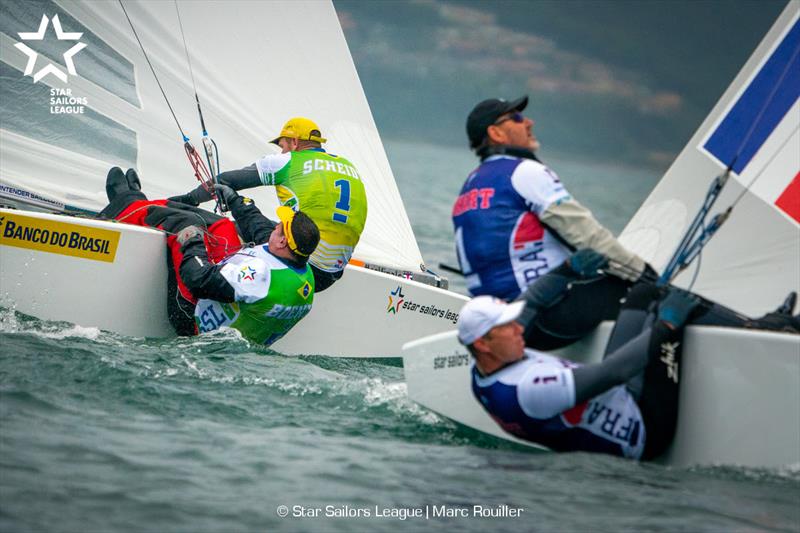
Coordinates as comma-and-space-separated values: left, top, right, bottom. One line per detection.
659, 37, 800, 285
729, 126, 799, 208
173, 0, 225, 212
118, 0, 220, 208
729, 39, 800, 168
118, 0, 187, 142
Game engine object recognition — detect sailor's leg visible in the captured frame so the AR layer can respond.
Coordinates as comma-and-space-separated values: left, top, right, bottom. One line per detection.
521, 266, 631, 350
603, 283, 660, 356
149, 204, 241, 262
311, 266, 344, 292
637, 320, 685, 460
691, 297, 800, 333
166, 250, 199, 336
99, 167, 148, 219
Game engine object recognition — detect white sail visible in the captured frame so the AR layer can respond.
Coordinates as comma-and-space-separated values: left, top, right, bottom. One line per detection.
0, 0, 467, 357
619, 4, 800, 316
0, 0, 424, 273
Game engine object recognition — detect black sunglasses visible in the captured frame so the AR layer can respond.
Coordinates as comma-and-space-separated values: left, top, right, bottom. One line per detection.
493, 111, 525, 125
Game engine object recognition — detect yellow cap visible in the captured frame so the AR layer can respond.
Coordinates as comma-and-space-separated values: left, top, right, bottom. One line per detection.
276, 206, 310, 257
270, 117, 327, 145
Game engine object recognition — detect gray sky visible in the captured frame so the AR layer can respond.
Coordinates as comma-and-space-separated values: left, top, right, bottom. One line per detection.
335, 0, 788, 172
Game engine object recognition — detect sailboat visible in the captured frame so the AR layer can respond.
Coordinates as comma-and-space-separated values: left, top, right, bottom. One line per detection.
402, 3, 800, 468
0, 0, 468, 356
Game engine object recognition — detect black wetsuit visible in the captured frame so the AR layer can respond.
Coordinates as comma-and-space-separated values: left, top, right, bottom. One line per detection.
518, 261, 799, 351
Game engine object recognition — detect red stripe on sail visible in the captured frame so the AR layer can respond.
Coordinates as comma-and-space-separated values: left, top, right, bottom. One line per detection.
775, 171, 800, 223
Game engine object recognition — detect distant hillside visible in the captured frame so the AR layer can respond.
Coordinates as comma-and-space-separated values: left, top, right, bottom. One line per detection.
335, 0, 786, 171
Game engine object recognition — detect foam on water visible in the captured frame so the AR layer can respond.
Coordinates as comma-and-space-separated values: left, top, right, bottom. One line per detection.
2, 140, 799, 532
360, 378, 444, 425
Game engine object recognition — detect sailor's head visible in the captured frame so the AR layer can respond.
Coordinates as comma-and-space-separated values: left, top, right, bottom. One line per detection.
457, 296, 525, 364
271, 206, 320, 265
466, 95, 538, 154
270, 117, 327, 153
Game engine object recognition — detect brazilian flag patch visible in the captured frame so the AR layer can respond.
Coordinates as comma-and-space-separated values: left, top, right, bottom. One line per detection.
297, 281, 312, 300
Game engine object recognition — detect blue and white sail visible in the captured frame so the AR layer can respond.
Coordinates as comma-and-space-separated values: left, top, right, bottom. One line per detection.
620, 6, 799, 315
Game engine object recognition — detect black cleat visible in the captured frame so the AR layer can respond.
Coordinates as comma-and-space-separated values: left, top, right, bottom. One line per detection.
125, 168, 142, 191
105, 166, 128, 202
776, 291, 797, 315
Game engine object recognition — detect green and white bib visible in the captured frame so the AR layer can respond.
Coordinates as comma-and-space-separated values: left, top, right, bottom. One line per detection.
255, 148, 368, 272
194, 245, 315, 346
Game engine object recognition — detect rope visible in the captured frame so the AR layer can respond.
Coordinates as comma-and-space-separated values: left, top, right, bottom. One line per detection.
118, 0, 188, 141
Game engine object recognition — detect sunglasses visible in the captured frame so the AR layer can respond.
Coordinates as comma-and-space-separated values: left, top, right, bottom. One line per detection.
493, 111, 525, 125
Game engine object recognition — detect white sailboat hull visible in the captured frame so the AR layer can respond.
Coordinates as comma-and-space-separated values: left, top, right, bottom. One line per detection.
402, 324, 800, 468
0, 208, 468, 356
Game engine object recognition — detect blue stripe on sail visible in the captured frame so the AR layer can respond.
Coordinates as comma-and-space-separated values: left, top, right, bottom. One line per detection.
704, 18, 800, 174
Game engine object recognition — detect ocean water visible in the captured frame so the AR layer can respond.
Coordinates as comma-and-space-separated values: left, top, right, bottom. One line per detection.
2, 140, 799, 532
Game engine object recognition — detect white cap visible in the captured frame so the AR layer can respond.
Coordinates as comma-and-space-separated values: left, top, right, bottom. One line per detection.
457, 296, 525, 345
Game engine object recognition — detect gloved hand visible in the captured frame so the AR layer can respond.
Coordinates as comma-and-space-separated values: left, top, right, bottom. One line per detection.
167, 193, 201, 207
657, 288, 701, 329
637, 262, 658, 283
214, 183, 239, 207
176, 225, 203, 246
568, 249, 608, 278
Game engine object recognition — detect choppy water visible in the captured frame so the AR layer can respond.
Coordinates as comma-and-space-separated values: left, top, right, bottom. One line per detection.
2, 140, 799, 532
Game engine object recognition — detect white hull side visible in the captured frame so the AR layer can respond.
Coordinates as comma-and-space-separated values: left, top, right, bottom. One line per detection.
0, 208, 173, 337
0, 208, 468, 356
274, 264, 468, 357
402, 324, 800, 468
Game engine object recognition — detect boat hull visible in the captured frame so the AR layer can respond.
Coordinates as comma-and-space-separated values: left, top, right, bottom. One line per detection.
402, 323, 800, 468
0, 208, 468, 356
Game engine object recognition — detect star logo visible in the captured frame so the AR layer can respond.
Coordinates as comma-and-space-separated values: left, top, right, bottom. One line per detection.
238, 266, 257, 282
386, 286, 405, 314
14, 14, 87, 83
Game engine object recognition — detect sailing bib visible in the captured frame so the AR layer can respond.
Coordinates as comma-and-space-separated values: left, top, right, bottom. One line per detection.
255, 148, 368, 273
453, 156, 572, 300
194, 244, 315, 346
472, 349, 645, 459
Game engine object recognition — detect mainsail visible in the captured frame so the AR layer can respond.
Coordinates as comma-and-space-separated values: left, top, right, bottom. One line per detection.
0, 0, 425, 273
619, 5, 799, 316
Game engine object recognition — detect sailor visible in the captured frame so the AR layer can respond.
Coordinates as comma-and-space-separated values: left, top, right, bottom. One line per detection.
169, 117, 368, 292
99, 167, 320, 346
453, 95, 800, 347
458, 279, 701, 460
453, 95, 652, 349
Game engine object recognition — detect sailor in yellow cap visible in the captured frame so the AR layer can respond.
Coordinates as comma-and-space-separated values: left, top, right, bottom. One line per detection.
170, 117, 368, 292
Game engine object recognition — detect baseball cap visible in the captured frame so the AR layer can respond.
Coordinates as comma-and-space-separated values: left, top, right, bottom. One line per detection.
276, 206, 320, 258
270, 117, 327, 144
457, 296, 525, 345
466, 95, 528, 149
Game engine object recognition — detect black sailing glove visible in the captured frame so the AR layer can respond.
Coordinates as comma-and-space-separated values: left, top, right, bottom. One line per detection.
568, 249, 609, 278
168, 192, 201, 207
214, 183, 240, 207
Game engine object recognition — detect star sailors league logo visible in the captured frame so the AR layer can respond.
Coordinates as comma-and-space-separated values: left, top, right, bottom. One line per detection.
14, 14, 87, 83
387, 286, 404, 314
